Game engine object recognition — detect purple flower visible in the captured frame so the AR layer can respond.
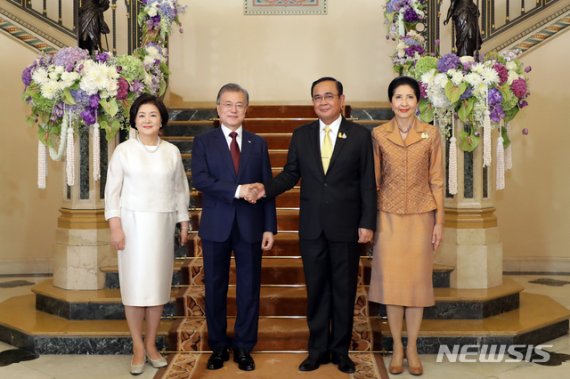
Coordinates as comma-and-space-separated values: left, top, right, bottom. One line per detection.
117, 78, 129, 100
95, 52, 110, 63
511, 79, 527, 99
146, 15, 161, 31
488, 88, 502, 106
403, 8, 420, 22
405, 45, 425, 58
519, 100, 528, 108
524, 66, 532, 73
89, 94, 100, 109
53, 47, 89, 72
130, 80, 145, 94
159, 2, 176, 21
437, 53, 461, 73
490, 104, 505, 123
460, 86, 473, 100
493, 63, 508, 85
50, 102, 65, 122
80, 108, 96, 125
22, 65, 34, 86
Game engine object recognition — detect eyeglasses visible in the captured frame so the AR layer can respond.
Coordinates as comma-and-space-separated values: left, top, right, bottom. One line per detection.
220, 102, 246, 111
312, 94, 339, 103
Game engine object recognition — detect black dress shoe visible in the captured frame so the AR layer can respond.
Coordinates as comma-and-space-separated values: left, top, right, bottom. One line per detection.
233, 348, 255, 371
206, 347, 229, 370
332, 354, 356, 374
298, 354, 330, 371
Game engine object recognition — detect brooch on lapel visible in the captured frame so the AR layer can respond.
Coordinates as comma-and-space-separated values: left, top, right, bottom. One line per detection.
421, 132, 429, 139
247, 140, 252, 144
338, 132, 347, 139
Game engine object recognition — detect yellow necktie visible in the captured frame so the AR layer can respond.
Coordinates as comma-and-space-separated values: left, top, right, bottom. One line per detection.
321, 125, 332, 173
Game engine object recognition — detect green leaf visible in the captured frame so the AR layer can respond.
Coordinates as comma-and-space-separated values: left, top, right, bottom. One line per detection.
445, 82, 467, 104
458, 129, 480, 152
503, 106, 519, 123
501, 126, 512, 148
457, 98, 475, 123
62, 88, 76, 105
418, 99, 434, 123
100, 98, 119, 117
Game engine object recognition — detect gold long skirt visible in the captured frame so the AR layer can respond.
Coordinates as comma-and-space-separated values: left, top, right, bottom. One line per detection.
368, 211, 435, 307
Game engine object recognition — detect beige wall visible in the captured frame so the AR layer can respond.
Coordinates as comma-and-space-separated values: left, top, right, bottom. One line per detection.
0, 34, 63, 274
495, 32, 570, 272
168, 0, 393, 104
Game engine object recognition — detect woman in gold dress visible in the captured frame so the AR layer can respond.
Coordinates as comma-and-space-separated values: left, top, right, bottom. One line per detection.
368, 76, 444, 376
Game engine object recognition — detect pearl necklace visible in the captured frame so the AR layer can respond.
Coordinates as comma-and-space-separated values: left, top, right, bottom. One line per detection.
396, 119, 414, 134
137, 135, 161, 153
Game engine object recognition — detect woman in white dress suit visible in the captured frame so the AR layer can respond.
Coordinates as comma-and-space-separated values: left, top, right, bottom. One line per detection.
105, 94, 190, 375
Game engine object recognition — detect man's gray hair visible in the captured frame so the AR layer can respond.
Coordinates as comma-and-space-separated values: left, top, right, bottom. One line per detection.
216, 83, 250, 105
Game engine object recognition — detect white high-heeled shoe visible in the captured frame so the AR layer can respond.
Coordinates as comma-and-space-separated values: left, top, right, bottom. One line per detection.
130, 357, 145, 375
146, 353, 168, 368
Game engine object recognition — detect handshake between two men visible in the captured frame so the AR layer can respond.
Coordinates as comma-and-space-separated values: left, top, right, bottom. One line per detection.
239, 183, 266, 204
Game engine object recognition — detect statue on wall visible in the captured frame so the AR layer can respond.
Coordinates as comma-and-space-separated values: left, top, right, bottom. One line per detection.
78, 0, 111, 55
444, 0, 483, 58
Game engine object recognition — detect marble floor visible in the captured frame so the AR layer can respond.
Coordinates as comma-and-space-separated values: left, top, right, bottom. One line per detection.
0, 275, 569, 379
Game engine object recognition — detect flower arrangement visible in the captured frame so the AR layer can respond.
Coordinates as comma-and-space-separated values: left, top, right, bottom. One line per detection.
22, 1, 184, 189
383, 2, 531, 193
384, 0, 426, 41
138, 0, 188, 44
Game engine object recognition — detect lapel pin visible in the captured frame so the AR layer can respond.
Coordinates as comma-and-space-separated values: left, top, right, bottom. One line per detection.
421, 132, 429, 139
338, 132, 347, 139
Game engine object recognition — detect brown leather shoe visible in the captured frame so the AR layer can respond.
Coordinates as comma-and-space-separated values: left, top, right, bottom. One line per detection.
408, 364, 424, 376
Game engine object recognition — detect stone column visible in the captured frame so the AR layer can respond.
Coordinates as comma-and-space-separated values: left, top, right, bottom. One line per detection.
52, 123, 117, 290
436, 128, 503, 289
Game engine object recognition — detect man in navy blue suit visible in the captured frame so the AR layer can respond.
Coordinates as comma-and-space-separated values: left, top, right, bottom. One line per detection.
191, 83, 277, 371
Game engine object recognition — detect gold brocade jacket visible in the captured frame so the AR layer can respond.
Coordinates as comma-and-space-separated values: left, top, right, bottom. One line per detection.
372, 118, 445, 224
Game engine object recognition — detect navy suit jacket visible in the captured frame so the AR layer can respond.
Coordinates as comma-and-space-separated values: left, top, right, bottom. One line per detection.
191, 127, 277, 243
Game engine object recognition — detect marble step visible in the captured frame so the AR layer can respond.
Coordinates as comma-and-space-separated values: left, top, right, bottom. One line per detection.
182, 280, 521, 319
185, 231, 369, 258
376, 292, 570, 353
31, 280, 185, 320
184, 257, 452, 288
174, 315, 376, 352
0, 294, 173, 354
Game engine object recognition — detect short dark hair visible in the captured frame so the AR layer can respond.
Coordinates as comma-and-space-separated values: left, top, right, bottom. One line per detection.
129, 94, 169, 129
388, 76, 421, 102
216, 83, 250, 105
311, 77, 343, 97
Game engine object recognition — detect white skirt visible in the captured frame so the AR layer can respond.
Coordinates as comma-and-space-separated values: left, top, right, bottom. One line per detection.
118, 208, 175, 306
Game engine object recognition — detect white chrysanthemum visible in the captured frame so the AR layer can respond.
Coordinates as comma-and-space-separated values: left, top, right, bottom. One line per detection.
506, 61, 517, 71
147, 7, 158, 17
448, 69, 464, 86
471, 63, 484, 74
507, 71, 520, 85
80, 61, 119, 97
54, 65, 64, 75
144, 55, 155, 66
146, 46, 160, 58
421, 69, 436, 86
481, 67, 499, 84
472, 83, 488, 99
434, 73, 449, 89
48, 68, 60, 81
60, 71, 80, 89
143, 72, 153, 88
464, 72, 482, 87
40, 80, 60, 100
32, 68, 49, 85
430, 87, 451, 108
459, 56, 475, 64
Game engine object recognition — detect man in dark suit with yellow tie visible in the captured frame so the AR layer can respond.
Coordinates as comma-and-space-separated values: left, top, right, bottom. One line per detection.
249, 77, 376, 373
